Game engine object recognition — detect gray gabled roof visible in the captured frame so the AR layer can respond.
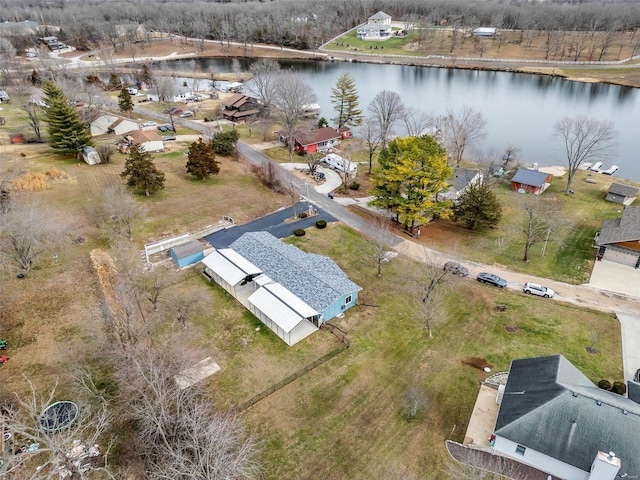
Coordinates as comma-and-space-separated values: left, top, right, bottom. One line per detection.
452, 168, 481, 191
596, 205, 640, 245
607, 182, 639, 198
510, 168, 551, 188
230, 231, 361, 313
171, 240, 202, 259
495, 355, 640, 476
369, 11, 391, 20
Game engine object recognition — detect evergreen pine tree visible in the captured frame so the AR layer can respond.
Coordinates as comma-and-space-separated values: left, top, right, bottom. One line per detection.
121, 143, 166, 196
42, 81, 93, 156
210, 130, 239, 156
330, 72, 363, 128
453, 181, 502, 230
186, 139, 220, 180
118, 87, 134, 115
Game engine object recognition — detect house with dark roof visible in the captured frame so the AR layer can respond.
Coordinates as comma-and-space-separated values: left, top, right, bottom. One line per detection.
605, 182, 638, 206
221, 93, 260, 122
276, 126, 346, 154
491, 354, 640, 480
595, 205, 640, 267
201, 231, 361, 346
510, 168, 553, 194
441, 168, 483, 201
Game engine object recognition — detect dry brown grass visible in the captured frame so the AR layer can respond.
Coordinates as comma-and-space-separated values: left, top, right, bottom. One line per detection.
46, 167, 68, 181
12, 172, 49, 191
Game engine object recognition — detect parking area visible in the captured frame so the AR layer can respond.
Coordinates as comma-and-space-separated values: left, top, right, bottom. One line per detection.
589, 259, 640, 298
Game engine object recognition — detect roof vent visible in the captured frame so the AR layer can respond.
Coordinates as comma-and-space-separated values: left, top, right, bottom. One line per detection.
572, 392, 578, 397
597, 400, 602, 406
622, 410, 628, 415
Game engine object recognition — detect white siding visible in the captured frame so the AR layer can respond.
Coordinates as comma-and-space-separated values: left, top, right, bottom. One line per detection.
493, 436, 588, 480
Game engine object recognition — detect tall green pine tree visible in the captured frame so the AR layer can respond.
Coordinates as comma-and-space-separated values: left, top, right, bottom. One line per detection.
42, 81, 93, 156
186, 139, 220, 180
330, 72, 363, 128
118, 87, 134, 115
121, 143, 166, 196
453, 181, 502, 230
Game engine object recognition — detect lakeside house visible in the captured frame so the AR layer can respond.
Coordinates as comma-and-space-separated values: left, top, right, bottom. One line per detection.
510, 168, 553, 195
595, 205, 640, 267
357, 11, 393, 40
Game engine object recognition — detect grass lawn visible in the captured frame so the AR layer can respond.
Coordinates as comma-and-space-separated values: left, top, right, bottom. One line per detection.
196, 223, 620, 480
324, 29, 421, 57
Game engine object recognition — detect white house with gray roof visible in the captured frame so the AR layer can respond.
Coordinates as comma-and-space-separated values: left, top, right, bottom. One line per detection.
201, 232, 361, 346
491, 355, 640, 480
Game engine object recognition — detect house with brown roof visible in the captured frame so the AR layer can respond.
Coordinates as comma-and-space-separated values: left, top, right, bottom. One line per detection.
595, 205, 640, 267
221, 93, 260, 122
122, 130, 164, 153
276, 126, 347, 154
605, 182, 638, 206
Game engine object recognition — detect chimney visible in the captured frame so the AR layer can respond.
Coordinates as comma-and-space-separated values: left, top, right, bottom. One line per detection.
589, 451, 620, 480
532, 162, 539, 171
627, 380, 640, 404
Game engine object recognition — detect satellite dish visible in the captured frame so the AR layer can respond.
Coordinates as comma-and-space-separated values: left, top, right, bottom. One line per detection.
517, 188, 526, 194
484, 367, 491, 373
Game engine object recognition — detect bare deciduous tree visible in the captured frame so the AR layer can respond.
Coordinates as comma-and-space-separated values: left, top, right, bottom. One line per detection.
271, 72, 316, 161
439, 106, 488, 167
1, 378, 114, 479
365, 214, 396, 278
247, 59, 282, 112
400, 106, 436, 137
96, 144, 116, 164
115, 338, 261, 480
367, 90, 404, 147
358, 117, 383, 174
516, 194, 568, 262
20, 102, 43, 142
99, 183, 145, 241
553, 115, 617, 193
413, 255, 452, 338
0, 198, 71, 272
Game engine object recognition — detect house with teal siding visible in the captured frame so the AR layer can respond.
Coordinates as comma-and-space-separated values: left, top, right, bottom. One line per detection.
201, 231, 361, 346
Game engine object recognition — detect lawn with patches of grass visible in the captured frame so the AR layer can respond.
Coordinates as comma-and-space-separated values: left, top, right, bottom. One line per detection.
324, 29, 420, 57
195, 223, 621, 480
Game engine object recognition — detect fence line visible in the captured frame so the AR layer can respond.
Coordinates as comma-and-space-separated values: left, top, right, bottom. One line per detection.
236, 339, 349, 413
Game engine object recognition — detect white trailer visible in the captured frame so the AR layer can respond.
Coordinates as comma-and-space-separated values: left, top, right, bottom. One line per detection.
321, 153, 358, 176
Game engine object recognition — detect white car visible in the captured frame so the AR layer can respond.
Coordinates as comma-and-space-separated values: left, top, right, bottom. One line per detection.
523, 282, 555, 298
179, 110, 194, 118
141, 121, 157, 128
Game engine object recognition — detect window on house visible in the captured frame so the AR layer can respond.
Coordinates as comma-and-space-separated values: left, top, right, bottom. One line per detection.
515, 445, 526, 456
345, 295, 352, 304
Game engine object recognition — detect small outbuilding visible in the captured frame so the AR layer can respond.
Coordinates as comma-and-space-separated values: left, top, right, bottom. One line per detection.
606, 182, 638, 205
81, 146, 101, 165
510, 168, 553, 195
170, 240, 204, 268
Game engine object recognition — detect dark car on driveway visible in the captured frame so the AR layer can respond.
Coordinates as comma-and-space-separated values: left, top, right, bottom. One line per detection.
443, 261, 469, 277
477, 272, 508, 288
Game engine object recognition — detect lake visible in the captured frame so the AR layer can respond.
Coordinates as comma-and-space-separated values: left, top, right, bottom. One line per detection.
156, 57, 640, 182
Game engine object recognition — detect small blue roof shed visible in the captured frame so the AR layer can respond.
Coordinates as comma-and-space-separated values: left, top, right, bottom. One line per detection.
170, 240, 204, 268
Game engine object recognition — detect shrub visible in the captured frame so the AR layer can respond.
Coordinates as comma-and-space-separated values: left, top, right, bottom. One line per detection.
299, 212, 308, 218
294, 228, 306, 236
349, 181, 360, 191
597, 379, 612, 390
611, 381, 627, 395
315, 220, 327, 229
336, 185, 348, 195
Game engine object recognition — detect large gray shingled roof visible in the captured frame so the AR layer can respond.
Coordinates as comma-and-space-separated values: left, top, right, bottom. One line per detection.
230, 231, 361, 313
596, 205, 640, 245
495, 355, 640, 477
608, 182, 639, 198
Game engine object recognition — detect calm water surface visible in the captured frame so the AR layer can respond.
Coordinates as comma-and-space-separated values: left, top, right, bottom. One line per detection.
157, 58, 640, 182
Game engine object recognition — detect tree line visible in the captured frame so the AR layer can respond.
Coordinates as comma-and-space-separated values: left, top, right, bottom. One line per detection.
1, 0, 640, 54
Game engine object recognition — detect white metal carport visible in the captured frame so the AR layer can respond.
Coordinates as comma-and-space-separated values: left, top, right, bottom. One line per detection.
247, 283, 319, 346
201, 249, 262, 296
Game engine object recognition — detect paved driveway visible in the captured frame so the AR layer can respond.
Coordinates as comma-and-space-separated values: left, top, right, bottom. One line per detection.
589, 259, 640, 298
203, 201, 336, 248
